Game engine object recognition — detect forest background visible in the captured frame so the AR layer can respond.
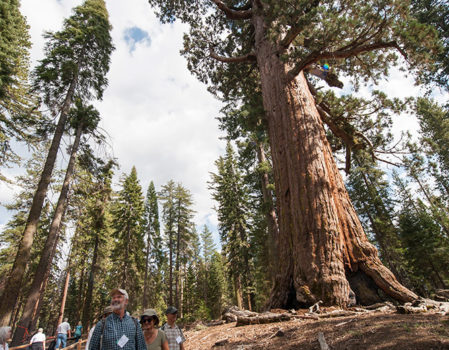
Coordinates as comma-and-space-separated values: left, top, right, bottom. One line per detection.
0, 0, 448, 345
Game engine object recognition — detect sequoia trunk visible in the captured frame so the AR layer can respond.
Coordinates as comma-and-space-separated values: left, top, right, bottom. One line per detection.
252, 12, 417, 307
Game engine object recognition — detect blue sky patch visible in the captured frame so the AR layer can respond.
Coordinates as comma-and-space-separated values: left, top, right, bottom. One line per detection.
123, 26, 151, 53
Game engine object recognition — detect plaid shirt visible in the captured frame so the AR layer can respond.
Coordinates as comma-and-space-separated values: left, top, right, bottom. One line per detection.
160, 323, 185, 350
89, 313, 146, 350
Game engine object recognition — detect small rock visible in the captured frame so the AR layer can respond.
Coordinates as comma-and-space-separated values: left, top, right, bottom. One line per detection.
213, 339, 228, 347
274, 329, 285, 337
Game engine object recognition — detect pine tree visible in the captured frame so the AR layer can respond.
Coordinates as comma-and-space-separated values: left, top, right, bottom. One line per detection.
386, 98, 449, 295
142, 181, 163, 309
193, 226, 215, 318
159, 180, 177, 306
411, 0, 449, 88
182, 227, 203, 320
209, 142, 251, 309
0, 0, 40, 176
13, 101, 102, 344
79, 158, 115, 329
207, 252, 227, 319
201, 225, 216, 265
0, 0, 114, 324
346, 154, 410, 294
174, 184, 195, 314
394, 173, 449, 294
110, 167, 145, 311
415, 98, 449, 196
60, 160, 115, 330
0, 146, 48, 281
159, 181, 196, 313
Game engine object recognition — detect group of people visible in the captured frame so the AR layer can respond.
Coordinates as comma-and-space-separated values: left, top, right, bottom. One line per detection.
87, 288, 185, 350
0, 327, 47, 350
0, 288, 185, 350
32, 318, 82, 350
54, 318, 83, 348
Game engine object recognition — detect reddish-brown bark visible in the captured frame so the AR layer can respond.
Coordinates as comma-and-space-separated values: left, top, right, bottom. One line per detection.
251, 8, 417, 307
0, 77, 77, 326
12, 123, 83, 345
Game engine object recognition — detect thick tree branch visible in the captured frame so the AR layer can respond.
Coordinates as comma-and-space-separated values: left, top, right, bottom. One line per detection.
305, 65, 344, 88
288, 41, 407, 81
209, 48, 257, 63
308, 79, 401, 173
278, 0, 321, 53
279, 26, 303, 52
229, 2, 252, 11
210, 0, 252, 20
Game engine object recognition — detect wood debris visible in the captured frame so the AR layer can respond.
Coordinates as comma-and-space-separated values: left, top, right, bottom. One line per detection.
318, 332, 330, 350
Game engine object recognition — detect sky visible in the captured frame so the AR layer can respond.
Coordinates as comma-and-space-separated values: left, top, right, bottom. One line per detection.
0, 0, 447, 247
0, 0, 227, 243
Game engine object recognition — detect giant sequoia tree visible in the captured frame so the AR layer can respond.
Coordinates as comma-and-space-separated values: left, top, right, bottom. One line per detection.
148, 0, 440, 307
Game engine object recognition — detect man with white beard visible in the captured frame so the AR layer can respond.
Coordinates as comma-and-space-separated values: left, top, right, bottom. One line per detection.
88, 289, 145, 350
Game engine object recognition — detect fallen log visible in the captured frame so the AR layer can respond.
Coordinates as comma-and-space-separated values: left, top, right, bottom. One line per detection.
364, 302, 394, 310
236, 312, 292, 326
435, 289, 449, 301
397, 298, 449, 315
315, 310, 358, 318
205, 320, 226, 327
222, 306, 259, 323
237, 309, 359, 326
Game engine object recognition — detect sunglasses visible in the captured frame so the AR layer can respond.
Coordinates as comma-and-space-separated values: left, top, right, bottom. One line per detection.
140, 317, 154, 324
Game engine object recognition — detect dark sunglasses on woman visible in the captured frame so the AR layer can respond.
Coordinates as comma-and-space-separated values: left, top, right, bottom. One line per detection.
140, 317, 153, 324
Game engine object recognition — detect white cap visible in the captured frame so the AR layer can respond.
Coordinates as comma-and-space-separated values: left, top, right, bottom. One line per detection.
110, 288, 129, 299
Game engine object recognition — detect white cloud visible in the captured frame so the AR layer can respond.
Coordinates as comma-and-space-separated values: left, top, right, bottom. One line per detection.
14, 0, 225, 245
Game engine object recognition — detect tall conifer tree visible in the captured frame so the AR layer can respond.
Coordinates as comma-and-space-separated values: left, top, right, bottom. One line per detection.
110, 167, 145, 310
210, 142, 251, 309
0, 0, 113, 325
142, 181, 163, 309
174, 184, 195, 314
0, 0, 40, 174
13, 102, 102, 344
159, 180, 177, 306
346, 154, 409, 290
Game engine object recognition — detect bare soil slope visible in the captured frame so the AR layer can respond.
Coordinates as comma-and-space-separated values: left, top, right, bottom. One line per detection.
184, 313, 449, 349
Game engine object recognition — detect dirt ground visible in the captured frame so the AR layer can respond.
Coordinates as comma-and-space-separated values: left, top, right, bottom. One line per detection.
183, 312, 449, 349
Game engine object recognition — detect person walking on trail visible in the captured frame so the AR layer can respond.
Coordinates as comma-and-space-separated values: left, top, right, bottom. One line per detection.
140, 309, 168, 350
74, 322, 82, 342
55, 318, 71, 349
0, 326, 12, 350
29, 328, 46, 350
88, 288, 145, 350
85, 306, 113, 350
160, 307, 185, 350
